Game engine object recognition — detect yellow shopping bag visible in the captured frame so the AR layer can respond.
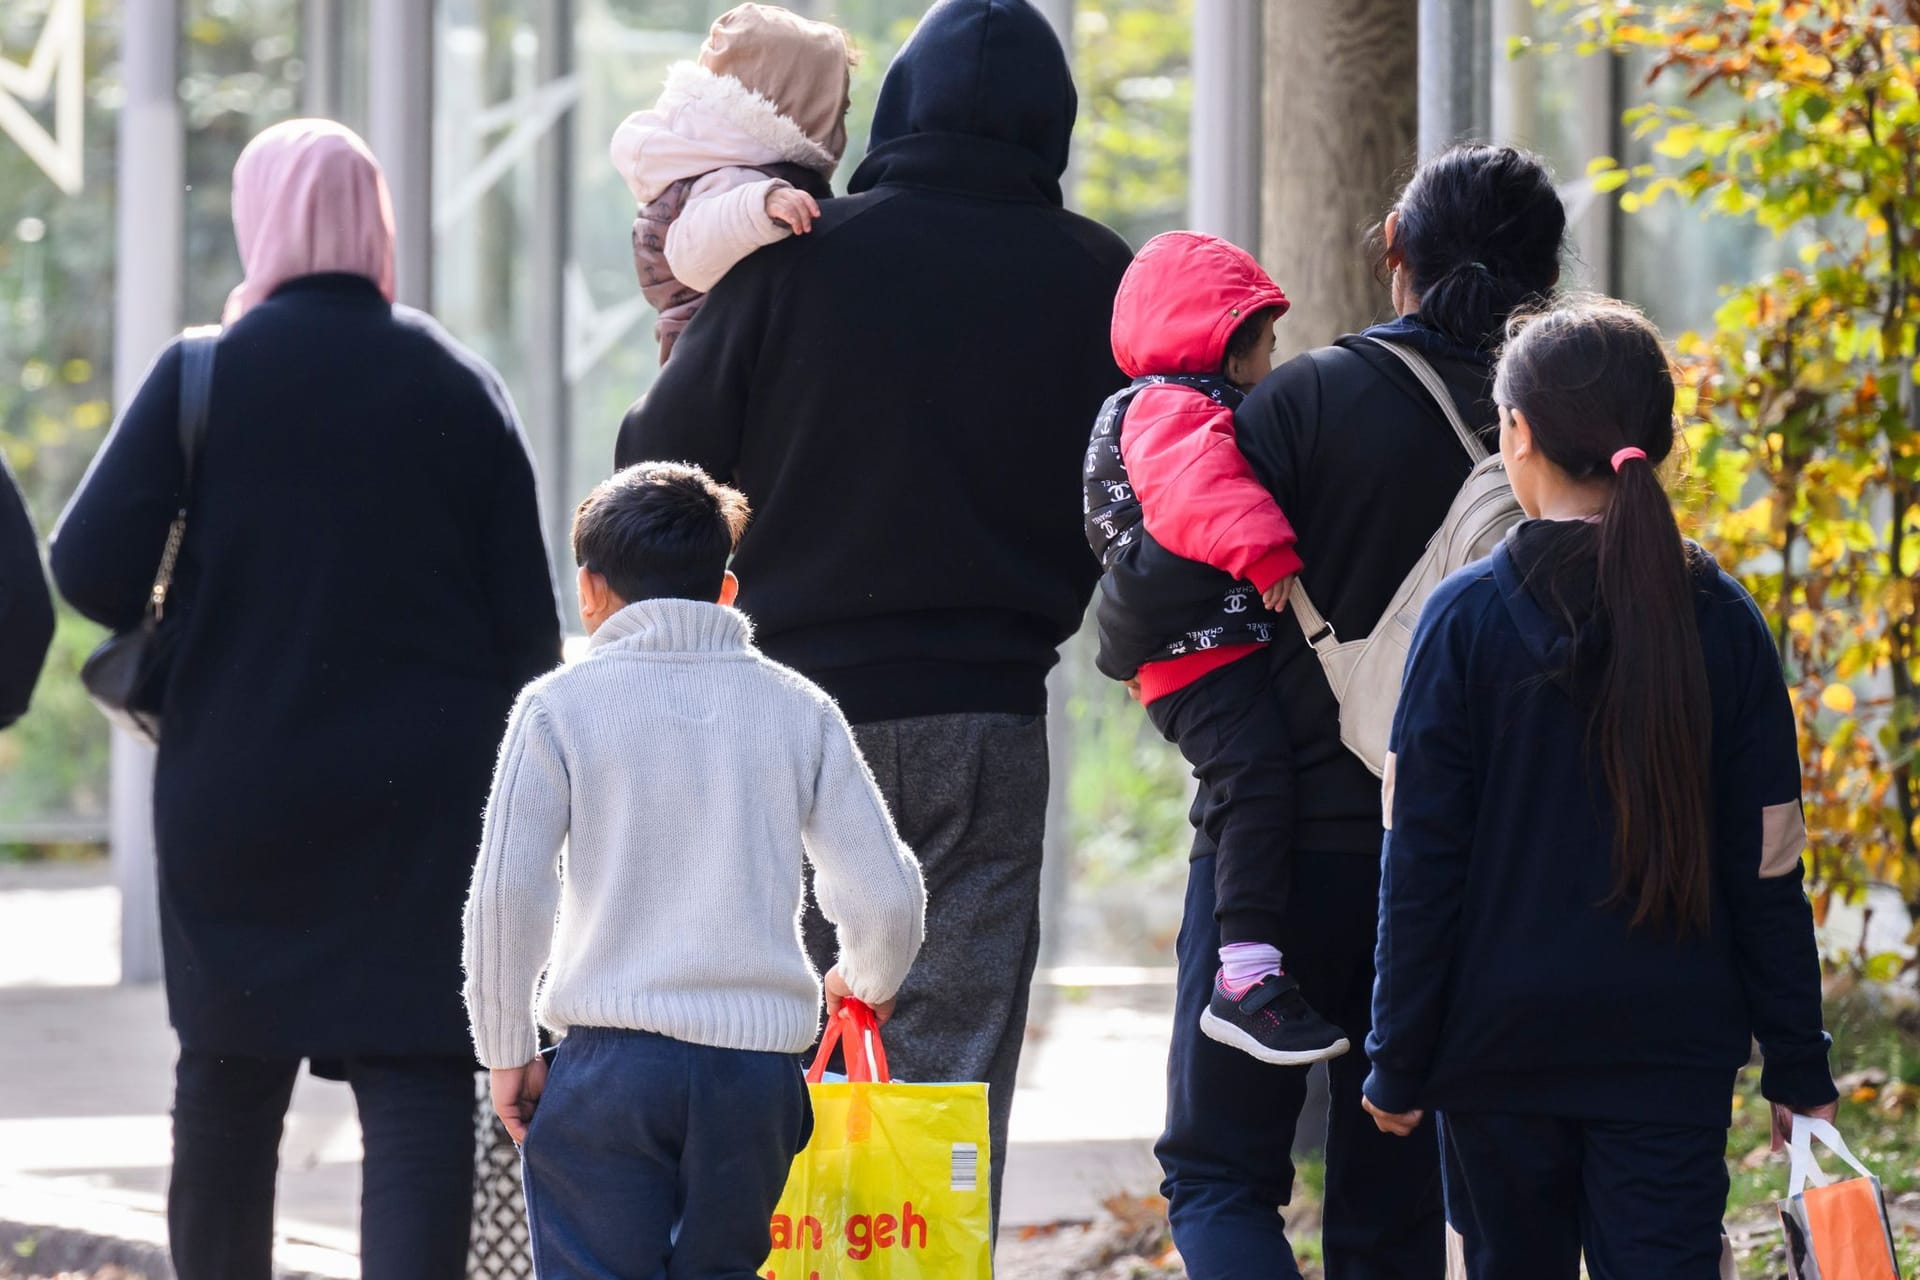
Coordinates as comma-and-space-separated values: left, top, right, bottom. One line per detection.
763, 1001, 992, 1280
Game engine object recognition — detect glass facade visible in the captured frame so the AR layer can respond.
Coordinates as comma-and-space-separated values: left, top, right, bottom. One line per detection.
0, 1, 1771, 939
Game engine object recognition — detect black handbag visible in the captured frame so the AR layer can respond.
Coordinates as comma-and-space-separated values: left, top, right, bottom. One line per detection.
80, 328, 218, 745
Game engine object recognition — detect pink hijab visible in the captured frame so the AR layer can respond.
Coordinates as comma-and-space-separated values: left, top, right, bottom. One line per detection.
223, 119, 397, 323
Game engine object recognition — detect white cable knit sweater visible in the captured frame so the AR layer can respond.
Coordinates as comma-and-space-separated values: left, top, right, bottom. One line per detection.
462, 599, 926, 1068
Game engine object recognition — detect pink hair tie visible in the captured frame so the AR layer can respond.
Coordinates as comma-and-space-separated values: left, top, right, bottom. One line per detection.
1611, 446, 1648, 473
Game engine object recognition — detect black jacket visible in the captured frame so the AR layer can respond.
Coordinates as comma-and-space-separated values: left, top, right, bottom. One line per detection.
1366, 527, 1835, 1125
51, 274, 562, 1059
0, 455, 54, 729
616, 0, 1132, 724
1233, 318, 1498, 855
1084, 376, 1270, 678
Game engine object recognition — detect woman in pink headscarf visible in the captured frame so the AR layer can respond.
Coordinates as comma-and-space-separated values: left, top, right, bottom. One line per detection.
53, 119, 562, 1280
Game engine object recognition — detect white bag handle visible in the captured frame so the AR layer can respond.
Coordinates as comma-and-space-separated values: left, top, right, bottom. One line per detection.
1787, 1114, 1874, 1198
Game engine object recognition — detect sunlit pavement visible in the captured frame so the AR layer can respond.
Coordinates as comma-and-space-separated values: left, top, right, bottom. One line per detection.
0, 862, 1172, 1268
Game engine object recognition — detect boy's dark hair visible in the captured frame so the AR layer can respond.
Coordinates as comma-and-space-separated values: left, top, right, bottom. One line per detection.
1223, 306, 1282, 369
572, 462, 750, 604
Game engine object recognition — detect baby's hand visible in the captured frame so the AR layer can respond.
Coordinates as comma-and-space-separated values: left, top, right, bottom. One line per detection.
766, 186, 819, 234
1262, 577, 1294, 614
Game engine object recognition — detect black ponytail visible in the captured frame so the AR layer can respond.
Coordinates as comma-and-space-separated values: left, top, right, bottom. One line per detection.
1494, 300, 1715, 937
1387, 145, 1567, 350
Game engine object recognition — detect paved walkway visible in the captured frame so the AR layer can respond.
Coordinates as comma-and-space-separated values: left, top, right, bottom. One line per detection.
0, 864, 1172, 1272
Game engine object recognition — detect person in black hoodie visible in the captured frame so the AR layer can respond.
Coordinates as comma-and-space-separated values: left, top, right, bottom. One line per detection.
0, 455, 54, 729
616, 0, 1132, 1224
1156, 146, 1566, 1280
1363, 300, 1835, 1279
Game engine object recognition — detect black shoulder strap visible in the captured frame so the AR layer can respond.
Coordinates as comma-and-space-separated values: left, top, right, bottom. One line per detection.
176, 326, 219, 488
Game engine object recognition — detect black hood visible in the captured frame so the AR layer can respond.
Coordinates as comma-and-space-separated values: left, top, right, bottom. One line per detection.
1498, 520, 1607, 696
850, 0, 1077, 205
1497, 519, 1722, 698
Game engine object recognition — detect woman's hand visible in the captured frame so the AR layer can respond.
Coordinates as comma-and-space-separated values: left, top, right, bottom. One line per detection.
1769, 1098, 1841, 1153
1362, 1096, 1425, 1137
490, 1056, 549, 1144
825, 965, 895, 1026
1262, 577, 1293, 613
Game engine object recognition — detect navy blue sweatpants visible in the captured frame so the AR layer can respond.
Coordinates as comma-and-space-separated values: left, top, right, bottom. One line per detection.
1159, 850, 1445, 1280
520, 1027, 813, 1280
1438, 1112, 1729, 1280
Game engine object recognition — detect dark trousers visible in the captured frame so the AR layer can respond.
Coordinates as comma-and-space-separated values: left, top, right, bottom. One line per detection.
1438, 1112, 1729, 1280
169, 1051, 475, 1280
519, 1028, 811, 1280
1146, 655, 1294, 944
803, 711, 1049, 1232
1159, 851, 1444, 1280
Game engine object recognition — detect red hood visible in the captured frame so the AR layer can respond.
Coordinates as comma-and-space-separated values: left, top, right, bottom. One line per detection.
1110, 231, 1290, 378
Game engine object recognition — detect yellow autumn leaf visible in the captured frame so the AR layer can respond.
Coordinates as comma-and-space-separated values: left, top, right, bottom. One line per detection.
1821, 684, 1856, 713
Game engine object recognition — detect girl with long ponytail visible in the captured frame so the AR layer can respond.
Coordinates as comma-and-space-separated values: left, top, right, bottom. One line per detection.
1360, 299, 1838, 1279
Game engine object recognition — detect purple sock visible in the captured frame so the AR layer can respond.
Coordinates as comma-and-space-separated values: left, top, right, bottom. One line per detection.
1219, 942, 1283, 996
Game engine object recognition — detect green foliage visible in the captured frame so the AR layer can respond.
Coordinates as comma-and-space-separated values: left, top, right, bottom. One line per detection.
1070, 0, 1190, 246
1546, 0, 1920, 967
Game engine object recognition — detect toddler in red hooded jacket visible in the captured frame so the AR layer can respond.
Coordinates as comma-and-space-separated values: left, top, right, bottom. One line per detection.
1084, 231, 1350, 1066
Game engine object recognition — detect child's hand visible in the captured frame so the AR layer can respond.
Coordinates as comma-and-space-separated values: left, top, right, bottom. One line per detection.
1262, 577, 1294, 614
766, 186, 820, 235
825, 965, 896, 1026
490, 1058, 549, 1145
1361, 1096, 1424, 1137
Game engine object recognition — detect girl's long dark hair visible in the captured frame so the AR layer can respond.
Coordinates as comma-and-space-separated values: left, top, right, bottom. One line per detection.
1383, 144, 1567, 350
1494, 300, 1715, 936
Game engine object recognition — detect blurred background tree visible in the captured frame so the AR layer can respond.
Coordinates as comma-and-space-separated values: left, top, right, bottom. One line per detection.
1545, 0, 1920, 975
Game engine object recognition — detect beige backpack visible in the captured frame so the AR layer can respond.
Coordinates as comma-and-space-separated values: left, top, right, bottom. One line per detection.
1288, 338, 1523, 779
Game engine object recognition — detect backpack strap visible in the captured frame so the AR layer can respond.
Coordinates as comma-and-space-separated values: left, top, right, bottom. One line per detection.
1289, 578, 1338, 652
1361, 336, 1488, 463
1285, 338, 1486, 650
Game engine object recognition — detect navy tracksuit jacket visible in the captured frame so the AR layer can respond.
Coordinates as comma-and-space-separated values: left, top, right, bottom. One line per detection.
1364, 521, 1837, 1277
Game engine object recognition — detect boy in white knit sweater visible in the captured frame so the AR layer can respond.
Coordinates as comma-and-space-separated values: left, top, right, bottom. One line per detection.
463, 461, 926, 1278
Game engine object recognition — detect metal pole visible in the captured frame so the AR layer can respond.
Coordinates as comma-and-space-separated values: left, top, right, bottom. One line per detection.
368, 0, 434, 308
1032, 0, 1073, 45
302, 0, 342, 120
1417, 0, 1492, 158
112, 0, 183, 985
1489, 0, 1535, 147
1190, 0, 1262, 249
531, 0, 573, 567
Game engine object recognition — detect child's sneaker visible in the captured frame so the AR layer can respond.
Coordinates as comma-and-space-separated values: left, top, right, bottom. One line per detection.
1199, 970, 1350, 1065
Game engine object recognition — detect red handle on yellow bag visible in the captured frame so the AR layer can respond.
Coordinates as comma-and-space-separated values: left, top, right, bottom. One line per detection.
808, 998, 891, 1084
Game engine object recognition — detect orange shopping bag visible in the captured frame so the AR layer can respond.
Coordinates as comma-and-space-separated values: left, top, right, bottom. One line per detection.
1779, 1115, 1903, 1280
763, 1000, 992, 1280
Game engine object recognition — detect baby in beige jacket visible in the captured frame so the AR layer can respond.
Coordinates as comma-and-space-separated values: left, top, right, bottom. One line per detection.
610, 3, 852, 362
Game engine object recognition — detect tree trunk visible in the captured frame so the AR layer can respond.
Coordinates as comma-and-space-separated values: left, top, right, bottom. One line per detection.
1261, 0, 1419, 359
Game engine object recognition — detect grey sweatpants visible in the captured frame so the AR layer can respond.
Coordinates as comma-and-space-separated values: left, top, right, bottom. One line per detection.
803, 711, 1049, 1233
